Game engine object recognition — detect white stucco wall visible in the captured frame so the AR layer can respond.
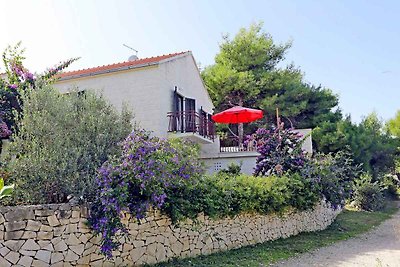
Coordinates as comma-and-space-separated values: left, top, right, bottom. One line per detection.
54, 53, 214, 139
54, 66, 165, 136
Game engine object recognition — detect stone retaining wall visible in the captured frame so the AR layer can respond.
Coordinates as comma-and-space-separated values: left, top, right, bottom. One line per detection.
0, 200, 340, 266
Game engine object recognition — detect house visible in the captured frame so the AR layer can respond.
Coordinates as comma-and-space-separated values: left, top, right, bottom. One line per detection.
54, 51, 312, 174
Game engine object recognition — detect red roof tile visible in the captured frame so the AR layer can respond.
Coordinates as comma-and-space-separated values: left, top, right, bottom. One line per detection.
58, 51, 189, 79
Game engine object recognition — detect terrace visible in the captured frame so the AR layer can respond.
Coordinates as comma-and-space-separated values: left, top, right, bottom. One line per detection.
167, 110, 216, 143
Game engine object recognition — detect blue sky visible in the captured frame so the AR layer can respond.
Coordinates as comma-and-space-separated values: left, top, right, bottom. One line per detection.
1, 0, 399, 122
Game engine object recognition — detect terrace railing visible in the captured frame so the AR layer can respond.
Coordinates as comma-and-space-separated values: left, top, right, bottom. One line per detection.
167, 110, 215, 141
219, 136, 258, 153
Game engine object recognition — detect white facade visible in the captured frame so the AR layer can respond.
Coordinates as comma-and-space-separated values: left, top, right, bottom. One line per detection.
55, 52, 214, 139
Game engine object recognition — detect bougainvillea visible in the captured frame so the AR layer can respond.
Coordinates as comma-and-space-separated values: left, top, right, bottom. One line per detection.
248, 125, 308, 176
0, 120, 11, 138
0, 42, 78, 140
88, 130, 203, 258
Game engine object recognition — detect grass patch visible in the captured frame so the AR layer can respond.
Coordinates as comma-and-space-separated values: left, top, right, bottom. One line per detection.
152, 201, 398, 267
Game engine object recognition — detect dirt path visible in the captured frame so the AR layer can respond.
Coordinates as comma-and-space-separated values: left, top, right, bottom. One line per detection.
273, 206, 400, 267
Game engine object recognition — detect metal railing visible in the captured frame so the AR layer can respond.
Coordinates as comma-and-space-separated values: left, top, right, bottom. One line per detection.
219, 136, 258, 153
167, 111, 215, 141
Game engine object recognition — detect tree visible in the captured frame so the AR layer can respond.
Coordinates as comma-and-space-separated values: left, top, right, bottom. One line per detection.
315, 112, 399, 177
387, 110, 400, 137
202, 22, 341, 144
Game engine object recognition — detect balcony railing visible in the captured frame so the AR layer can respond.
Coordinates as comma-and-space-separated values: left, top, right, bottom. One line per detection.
167, 111, 215, 141
219, 136, 258, 153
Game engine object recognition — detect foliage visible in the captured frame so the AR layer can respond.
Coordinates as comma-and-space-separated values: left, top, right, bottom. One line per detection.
0, 178, 14, 201
0, 42, 77, 140
5, 85, 132, 204
380, 173, 399, 199
202, 22, 341, 135
164, 173, 319, 225
217, 162, 242, 176
314, 113, 400, 177
352, 173, 385, 211
88, 131, 203, 257
89, 127, 324, 257
248, 126, 307, 176
387, 110, 400, 137
300, 150, 361, 208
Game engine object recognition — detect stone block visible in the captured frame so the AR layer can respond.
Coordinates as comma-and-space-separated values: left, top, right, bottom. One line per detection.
0, 247, 10, 257
70, 244, 84, 255
76, 254, 90, 265
65, 223, 78, 234
21, 231, 37, 239
31, 259, 48, 267
21, 239, 41, 251
20, 250, 36, 256
5, 208, 34, 222
130, 246, 146, 263
35, 209, 54, 216
5, 230, 24, 240
5, 221, 26, 232
5, 250, 20, 264
4, 240, 25, 251
50, 252, 64, 264
17, 255, 33, 267
47, 215, 60, 227
54, 225, 66, 236
35, 250, 51, 263
64, 250, 79, 262
66, 233, 81, 246
0, 256, 12, 267
0, 214, 5, 224
38, 241, 54, 251
26, 220, 42, 231
54, 240, 68, 252
39, 225, 53, 232
37, 231, 53, 240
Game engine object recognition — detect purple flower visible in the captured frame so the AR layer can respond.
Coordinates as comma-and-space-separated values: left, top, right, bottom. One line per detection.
0, 122, 12, 138
7, 84, 18, 90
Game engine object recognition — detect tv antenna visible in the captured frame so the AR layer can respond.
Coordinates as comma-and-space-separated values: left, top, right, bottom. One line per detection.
123, 44, 138, 56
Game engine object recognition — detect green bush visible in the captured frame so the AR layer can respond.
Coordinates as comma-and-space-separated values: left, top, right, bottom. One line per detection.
163, 173, 320, 223
217, 162, 242, 176
5, 85, 132, 204
300, 150, 361, 208
381, 173, 399, 199
353, 173, 384, 211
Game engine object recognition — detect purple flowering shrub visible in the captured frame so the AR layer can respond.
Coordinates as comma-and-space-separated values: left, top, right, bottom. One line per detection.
300, 150, 361, 209
0, 120, 11, 138
89, 130, 204, 257
0, 42, 77, 140
248, 126, 308, 176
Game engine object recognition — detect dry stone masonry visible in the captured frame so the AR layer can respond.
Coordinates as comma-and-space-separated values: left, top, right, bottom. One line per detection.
0, 200, 340, 266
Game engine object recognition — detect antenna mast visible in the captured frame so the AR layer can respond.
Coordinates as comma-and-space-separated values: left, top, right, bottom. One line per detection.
123, 44, 138, 55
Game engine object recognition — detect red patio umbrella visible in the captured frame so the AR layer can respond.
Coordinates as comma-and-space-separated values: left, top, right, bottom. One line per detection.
212, 106, 263, 124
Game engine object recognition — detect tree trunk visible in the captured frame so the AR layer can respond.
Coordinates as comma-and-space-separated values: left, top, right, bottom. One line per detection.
238, 123, 244, 148
238, 97, 244, 148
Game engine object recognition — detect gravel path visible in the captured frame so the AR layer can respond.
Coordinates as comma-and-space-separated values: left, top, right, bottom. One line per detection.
273, 204, 400, 267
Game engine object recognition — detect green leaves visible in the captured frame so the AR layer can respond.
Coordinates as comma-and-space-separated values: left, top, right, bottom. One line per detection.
6, 85, 132, 204
202, 22, 340, 135
0, 178, 14, 200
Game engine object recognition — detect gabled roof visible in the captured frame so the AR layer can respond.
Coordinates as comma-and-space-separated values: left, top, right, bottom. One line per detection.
58, 51, 189, 80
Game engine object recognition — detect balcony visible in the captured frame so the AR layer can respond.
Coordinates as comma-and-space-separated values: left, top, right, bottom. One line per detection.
167, 111, 215, 143
219, 136, 258, 153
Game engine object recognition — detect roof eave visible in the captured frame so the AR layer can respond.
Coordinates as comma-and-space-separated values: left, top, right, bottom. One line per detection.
58, 61, 160, 81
